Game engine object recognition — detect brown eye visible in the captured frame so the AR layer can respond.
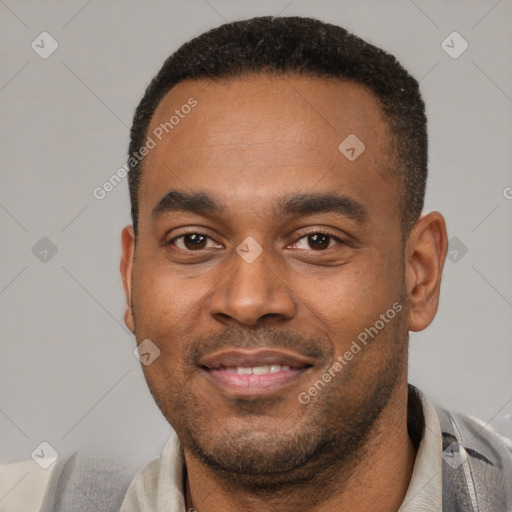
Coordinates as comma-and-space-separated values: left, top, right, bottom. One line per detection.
307, 233, 331, 250
169, 232, 219, 251
182, 233, 207, 250
290, 230, 344, 252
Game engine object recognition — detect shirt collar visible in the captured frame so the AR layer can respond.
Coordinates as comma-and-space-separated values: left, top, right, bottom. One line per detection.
398, 385, 443, 511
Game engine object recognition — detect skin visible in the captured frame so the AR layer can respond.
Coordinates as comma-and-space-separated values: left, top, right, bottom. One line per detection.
120, 74, 448, 512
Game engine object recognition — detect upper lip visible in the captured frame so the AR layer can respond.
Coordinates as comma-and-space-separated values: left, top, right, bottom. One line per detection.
199, 349, 316, 369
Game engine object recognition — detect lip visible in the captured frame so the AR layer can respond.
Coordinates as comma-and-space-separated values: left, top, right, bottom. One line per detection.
198, 349, 316, 397
199, 348, 317, 369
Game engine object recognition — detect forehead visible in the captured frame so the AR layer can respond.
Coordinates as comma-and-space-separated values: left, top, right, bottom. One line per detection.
139, 74, 398, 225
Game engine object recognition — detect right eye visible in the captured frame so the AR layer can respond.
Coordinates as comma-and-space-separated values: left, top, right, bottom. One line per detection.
168, 232, 223, 252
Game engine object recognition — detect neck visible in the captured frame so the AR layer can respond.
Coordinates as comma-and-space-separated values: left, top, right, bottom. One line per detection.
184, 382, 416, 512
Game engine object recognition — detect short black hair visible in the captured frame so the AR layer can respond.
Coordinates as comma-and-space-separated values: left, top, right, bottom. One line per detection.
128, 16, 427, 236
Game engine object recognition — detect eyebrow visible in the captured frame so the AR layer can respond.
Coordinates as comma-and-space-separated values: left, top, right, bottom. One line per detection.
151, 190, 367, 224
276, 192, 367, 223
152, 190, 225, 219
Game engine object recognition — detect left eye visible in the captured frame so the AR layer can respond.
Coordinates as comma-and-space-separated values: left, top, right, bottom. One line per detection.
291, 233, 341, 251
171, 233, 221, 251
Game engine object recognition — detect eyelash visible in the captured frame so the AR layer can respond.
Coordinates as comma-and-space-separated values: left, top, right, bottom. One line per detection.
167, 229, 346, 252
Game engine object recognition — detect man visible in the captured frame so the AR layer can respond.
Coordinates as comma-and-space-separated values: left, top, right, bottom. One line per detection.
117, 15, 512, 511
1, 15, 510, 512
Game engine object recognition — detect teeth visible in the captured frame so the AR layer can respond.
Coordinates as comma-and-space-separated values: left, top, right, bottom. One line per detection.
252, 365, 270, 375
230, 364, 290, 375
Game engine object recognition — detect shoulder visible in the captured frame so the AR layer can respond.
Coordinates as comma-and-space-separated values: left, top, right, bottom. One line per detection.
436, 405, 512, 462
433, 403, 512, 509
0, 458, 58, 511
0, 450, 152, 512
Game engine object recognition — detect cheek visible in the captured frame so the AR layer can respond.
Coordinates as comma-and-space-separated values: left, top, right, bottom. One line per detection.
297, 257, 405, 361
311, 262, 397, 325
131, 260, 211, 374
140, 357, 188, 424
132, 258, 202, 331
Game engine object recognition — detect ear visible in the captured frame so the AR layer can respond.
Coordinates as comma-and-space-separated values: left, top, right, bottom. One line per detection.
120, 225, 136, 333
405, 211, 448, 332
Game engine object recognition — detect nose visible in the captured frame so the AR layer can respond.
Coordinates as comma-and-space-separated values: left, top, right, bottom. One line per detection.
209, 245, 296, 327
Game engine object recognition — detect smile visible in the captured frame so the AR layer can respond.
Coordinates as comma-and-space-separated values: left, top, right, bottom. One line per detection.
199, 349, 315, 396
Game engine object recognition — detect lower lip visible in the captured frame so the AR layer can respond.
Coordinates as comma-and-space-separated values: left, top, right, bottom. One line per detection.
202, 367, 310, 396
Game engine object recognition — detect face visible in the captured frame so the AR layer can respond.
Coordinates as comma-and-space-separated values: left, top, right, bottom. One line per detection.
122, 75, 414, 485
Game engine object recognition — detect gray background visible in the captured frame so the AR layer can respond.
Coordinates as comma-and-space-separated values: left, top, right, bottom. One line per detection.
1, 0, 511, 465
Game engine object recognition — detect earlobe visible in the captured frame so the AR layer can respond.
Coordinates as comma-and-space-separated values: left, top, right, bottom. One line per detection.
120, 225, 136, 333
405, 212, 448, 332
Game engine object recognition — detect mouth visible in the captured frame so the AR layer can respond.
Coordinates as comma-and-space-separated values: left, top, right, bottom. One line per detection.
198, 349, 315, 396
